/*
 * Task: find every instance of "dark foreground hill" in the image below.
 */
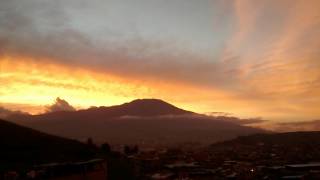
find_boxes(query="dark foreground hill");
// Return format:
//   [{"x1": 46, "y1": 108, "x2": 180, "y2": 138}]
[
  {"x1": 212, "y1": 131, "x2": 320, "y2": 146},
  {"x1": 208, "y1": 131, "x2": 320, "y2": 164},
  {"x1": 7, "y1": 99, "x2": 264, "y2": 147},
  {"x1": 0, "y1": 119, "x2": 95, "y2": 170}
]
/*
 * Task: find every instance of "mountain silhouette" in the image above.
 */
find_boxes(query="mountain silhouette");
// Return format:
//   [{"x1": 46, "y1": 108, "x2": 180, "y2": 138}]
[
  {"x1": 7, "y1": 99, "x2": 264, "y2": 147},
  {"x1": 9, "y1": 99, "x2": 191, "y2": 122}
]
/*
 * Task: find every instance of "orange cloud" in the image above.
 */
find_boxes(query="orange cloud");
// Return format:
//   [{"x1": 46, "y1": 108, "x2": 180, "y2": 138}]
[
  {"x1": 1, "y1": 0, "x2": 320, "y2": 126},
  {"x1": 0, "y1": 57, "x2": 239, "y2": 115}
]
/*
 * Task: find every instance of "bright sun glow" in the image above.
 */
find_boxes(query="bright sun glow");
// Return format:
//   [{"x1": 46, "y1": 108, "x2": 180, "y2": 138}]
[{"x1": 1, "y1": 57, "x2": 236, "y2": 115}]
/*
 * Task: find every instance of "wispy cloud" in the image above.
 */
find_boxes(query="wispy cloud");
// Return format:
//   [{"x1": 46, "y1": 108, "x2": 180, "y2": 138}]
[
  {"x1": 1, "y1": 0, "x2": 320, "y2": 123},
  {"x1": 275, "y1": 120, "x2": 320, "y2": 132}
]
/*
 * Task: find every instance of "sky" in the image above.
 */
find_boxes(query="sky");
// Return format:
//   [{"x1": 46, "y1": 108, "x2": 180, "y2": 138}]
[{"x1": 0, "y1": 0, "x2": 320, "y2": 125}]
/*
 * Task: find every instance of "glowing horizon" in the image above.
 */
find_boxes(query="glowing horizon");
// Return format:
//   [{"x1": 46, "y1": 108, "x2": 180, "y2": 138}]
[
  {"x1": 1, "y1": 57, "x2": 236, "y2": 116},
  {"x1": 1, "y1": 0, "x2": 320, "y2": 126}
]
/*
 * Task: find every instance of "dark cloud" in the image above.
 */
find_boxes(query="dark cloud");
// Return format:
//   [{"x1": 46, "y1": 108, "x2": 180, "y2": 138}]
[
  {"x1": 235, "y1": 118, "x2": 267, "y2": 125},
  {"x1": 210, "y1": 116, "x2": 267, "y2": 125},
  {"x1": 1, "y1": 0, "x2": 319, "y2": 122},
  {"x1": 275, "y1": 120, "x2": 320, "y2": 132},
  {"x1": 117, "y1": 113, "x2": 267, "y2": 126},
  {"x1": 0, "y1": 106, "x2": 29, "y2": 119},
  {"x1": 0, "y1": 0, "x2": 240, "y2": 90},
  {"x1": 45, "y1": 97, "x2": 76, "y2": 113},
  {"x1": 206, "y1": 112, "x2": 234, "y2": 117}
]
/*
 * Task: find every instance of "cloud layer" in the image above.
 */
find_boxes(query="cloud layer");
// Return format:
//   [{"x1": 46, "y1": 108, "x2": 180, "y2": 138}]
[
  {"x1": 272, "y1": 120, "x2": 320, "y2": 132},
  {"x1": 0, "y1": 106, "x2": 28, "y2": 119},
  {"x1": 1, "y1": 0, "x2": 320, "y2": 123}
]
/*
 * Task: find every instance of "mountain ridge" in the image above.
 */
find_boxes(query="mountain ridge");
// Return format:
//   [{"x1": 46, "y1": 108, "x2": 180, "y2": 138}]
[
  {"x1": 10, "y1": 99, "x2": 193, "y2": 122},
  {"x1": 207, "y1": 131, "x2": 320, "y2": 163},
  {"x1": 6, "y1": 98, "x2": 264, "y2": 147},
  {"x1": 0, "y1": 118, "x2": 95, "y2": 169}
]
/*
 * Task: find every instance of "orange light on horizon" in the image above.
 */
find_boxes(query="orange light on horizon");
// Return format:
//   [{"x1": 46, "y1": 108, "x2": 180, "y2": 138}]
[
  {"x1": 0, "y1": 56, "x2": 240, "y2": 115},
  {"x1": 1, "y1": 55, "x2": 320, "y2": 123}
]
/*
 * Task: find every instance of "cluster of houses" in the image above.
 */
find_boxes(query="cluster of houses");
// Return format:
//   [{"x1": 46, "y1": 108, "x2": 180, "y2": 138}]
[
  {"x1": 3, "y1": 144, "x2": 320, "y2": 179},
  {"x1": 127, "y1": 147, "x2": 320, "y2": 180}
]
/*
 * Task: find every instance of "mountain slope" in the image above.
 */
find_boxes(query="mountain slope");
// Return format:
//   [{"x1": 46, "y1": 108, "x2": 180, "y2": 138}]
[
  {"x1": 208, "y1": 131, "x2": 320, "y2": 163},
  {"x1": 212, "y1": 131, "x2": 320, "y2": 146},
  {"x1": 0, "y1": 119, "x2": 95, "y2": 169},
  {"x1": 7, "y1": 99, "x2": 264, "y2": 146}
]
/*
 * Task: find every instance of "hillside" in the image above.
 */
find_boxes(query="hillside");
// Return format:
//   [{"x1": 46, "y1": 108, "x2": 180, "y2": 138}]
[
  {"x1": 0, "y1": 119, "x2": 95, "y2": 170},
  {"x1": 213, "y1": 131, "x2": 320, "y2": 146},
  {"x1": 207, "y1": 131, "x2": 320, "y2": 164},
  {"x1": 7, "y1": 99, "x2": 264, "y2": 147}
]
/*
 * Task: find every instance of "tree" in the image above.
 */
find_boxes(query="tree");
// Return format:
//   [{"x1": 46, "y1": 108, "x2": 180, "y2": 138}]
[
  {"x1": 124, "y1": 145, "x2": 131, "y2": 155},
  {"x1": 101, "y1": 143, "x2": 111, "y2": 154},
  {"x1": 123, "y1": 145, "x2": 139, "y2": 155},
  {"x1": 132, "y1": 145, "x2": 139, "y2": 154},
  {"x1": 86, "y1": 137, "x2": 97, "y2": 149}
]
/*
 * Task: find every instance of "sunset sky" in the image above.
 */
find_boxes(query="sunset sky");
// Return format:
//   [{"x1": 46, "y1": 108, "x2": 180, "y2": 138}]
[{"x1": 1, "y1": 0, "x2": 320, "y2": 124}]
